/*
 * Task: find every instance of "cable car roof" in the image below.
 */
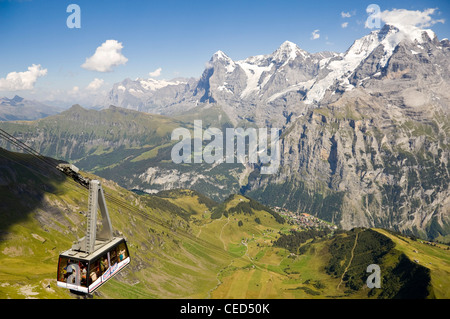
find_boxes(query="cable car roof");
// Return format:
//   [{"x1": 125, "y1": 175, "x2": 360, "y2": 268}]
[{"x1": 59, "y1": 237, "x2": 125, "y2": 261}]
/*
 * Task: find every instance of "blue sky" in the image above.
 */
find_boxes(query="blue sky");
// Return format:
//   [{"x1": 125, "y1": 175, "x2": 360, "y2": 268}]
[{"x1": 0, "y1": 0, "x2": 449, "y2": 105}]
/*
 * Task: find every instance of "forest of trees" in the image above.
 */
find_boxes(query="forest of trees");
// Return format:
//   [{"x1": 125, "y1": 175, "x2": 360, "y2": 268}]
[
  {"x1": 324, "y1": 228, "x2": 431, "y2": 298},
  {"x1": 273, "y1": 228, "x2": 332, "y2": 253},
  {"x1": 211, "y1": 194, "x2": 285, "y2": 224}
]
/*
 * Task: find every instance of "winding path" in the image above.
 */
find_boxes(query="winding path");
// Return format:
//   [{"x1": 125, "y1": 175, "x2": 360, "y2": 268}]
[
  {"x1": 337, "y1": 231, "x2": 359, "y2": 290},
  {"x1": 207, "y1": 217, "x2": 232, "y2": 298},
  {"x1": 219, "y1": 217, "x2": 230, "y2": 250}
]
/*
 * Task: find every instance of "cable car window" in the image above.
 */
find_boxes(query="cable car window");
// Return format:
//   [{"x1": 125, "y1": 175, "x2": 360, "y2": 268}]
[
  {"x1": 80, "y1": 262, "x2": 88, "y2": 287},
  {"x1": 89, "y1": 251, "x2": 110, "y2": 283},
  {"x1": 100, "y1": 253, "x2": 110, "y2": 273},
  {"x1": 88, "y1": 259, "x2": 100, "y2": 285},
  {"x1": 110, "y1": 247, "x2": 118, "y2": 266},
  {"x1": 57, "y1": 257, "x2": 88, "y2": 288},
  {"x1": 117, "y1": 242, "x2": 129, "y2": 262},
  {"x1": 57, "y1": 256, "x2": 70, "y2": 283}
]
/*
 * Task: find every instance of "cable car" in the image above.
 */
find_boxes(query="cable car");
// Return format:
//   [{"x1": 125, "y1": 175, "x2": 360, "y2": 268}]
[
  {"x1": 56, "y1": 166, "x2": 130, "y2": 294},
  {"x1": 57, "y1": 237, "x2": 130, "y2": 294}
]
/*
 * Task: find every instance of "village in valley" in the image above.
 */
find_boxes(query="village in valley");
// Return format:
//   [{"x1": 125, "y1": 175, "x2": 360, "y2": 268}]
[{"x1": 272, "y1": 206, "x2": 338, "y2": 231}]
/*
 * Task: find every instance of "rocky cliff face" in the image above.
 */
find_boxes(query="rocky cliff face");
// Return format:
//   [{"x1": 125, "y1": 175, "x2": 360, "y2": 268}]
[
  {"x1": 247, "y1": 93, "x2": 450, "y2": 239},
  {"x1": 245, "y1": 26, "x2": 450, "y2": 240}
]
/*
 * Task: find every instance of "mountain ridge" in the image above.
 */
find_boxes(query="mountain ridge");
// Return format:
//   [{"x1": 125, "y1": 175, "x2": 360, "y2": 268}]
[
  {"x1": 103, "y1": 23, "x2": 448, "y2": 128},
  {"x1": 0, "y1": 95, "x2": 62, "y2": 121}
]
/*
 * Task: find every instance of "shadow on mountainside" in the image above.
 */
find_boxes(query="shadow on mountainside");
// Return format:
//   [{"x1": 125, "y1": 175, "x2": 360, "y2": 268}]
[{"x1": 0, "y1": 147, "x2": 70, "y2": 242}]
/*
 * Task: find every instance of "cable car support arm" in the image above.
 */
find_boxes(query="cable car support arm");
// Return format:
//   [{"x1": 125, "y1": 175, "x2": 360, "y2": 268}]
[{"x1": 57, "y1": 164, "x2": 113, "y2": 254}]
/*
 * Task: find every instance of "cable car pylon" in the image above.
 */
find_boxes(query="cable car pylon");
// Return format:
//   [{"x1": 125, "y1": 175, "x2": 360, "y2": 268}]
[
  {"x1": 73, "y1": 179, "x2": 114, "y2": 254},
  {"x1": 56, "y1": 164, "x2": 130, "y2": 295}
]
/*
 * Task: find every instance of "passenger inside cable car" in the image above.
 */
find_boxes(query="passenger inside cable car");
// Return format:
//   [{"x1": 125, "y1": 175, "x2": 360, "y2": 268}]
[{"x1": 57, "y1": 258, "x2": 89, "y2": 288}]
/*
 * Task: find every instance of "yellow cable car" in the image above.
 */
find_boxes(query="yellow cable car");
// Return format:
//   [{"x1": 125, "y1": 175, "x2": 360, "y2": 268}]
[{"x1": 56, "y1": 166, "x2": 130, "y2": 294}]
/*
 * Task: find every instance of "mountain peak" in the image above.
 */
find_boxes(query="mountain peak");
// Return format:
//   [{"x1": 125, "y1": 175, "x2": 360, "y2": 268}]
[
  {"x1": 212, "y1": 50, "x2": 232, "y2": 62},
  {"x1": 67, "y1": 104, "x2": 85, "y2": 112},
  {"x1": 279, "y1": 40, "x2": 298, "y2": 50},
  {"x1": 378, "y1": 23, "x2": 400, "y2": 37},
  {"x1": 380, "y1": 22, "x2": 436, "y2": 44},
  {"x1": 0, "y1": 95, "x2": 25, "y2": 106},
  {"x1": 272, "y1": 40, "x2": 306, "y2": 64},
  {"x1": 11, "y1": 95, "x2": 24, "y2": 103},
  {"x1": 275, "y1": 41, "x2": 301, "y2": 55}
]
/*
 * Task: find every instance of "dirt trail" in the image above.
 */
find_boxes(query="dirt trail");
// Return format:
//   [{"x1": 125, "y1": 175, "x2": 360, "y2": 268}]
[
  {"x1": 219, "y1": 217, "x2": 230, "y2": 250},
  {"x1": 337, "y1": 231, "x2": 359, "y2": 290}
]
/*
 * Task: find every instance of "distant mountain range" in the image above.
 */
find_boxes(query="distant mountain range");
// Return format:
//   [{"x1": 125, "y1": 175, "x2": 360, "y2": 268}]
[
  {"x1": 104, "y1": 24, "x2": 450, "y2": 127},
  {"x1": 0, "y1": 95, "x2": 62, "y2": 121},
  {"x1": 1, "y1": 23, "x2": 449, "y2": 242},
  {"x1": 102, "y1": 23, "x2": 450, "y2": 242},
  {"x1": 104, "y1": 40, "x2": 339, "y2": 127}
]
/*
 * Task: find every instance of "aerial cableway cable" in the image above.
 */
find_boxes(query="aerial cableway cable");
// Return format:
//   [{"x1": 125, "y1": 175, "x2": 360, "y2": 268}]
[
  {"x1": 0, "y1": 129, "x2": 90, "y2": 199},
  {"x1": 0, "y1": 128, "x2": 198, "y2": 237},
  {"x1": 0, "y1": 129, "x2": 58, "y2": 169},
  {"x1": 1, "y1": 129, "x2": 232, "y2": 294},
  {"x1": 0, "y1": 128, "x2": 230, "y2": 255},
  {"x1": 0, "y1": 129, "x2": 87, "y2": 192}
]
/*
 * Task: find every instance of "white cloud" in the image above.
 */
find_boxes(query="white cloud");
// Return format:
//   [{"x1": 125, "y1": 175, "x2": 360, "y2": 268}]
[
  {"x1": 341, "y1": 11, "x2": 352, "y2": 18},
  {"x1": 311, "y1": 29, "x2": 320, "y2": 40},
  {"x1": 341, "y1": 22, "x2": 349, "y2": 28},
  {"x1": 81, "y1": 40, "x2": 128, "y2": 72},
  {"x1": 148, "y1": 67, "x2": 162, "y2": 78},
  {"x1": 382, "y1": 8, "x2": 444, "y2": 28},
  {"x1": 64, "y1": 82, "x2": 107, "y2": 107},
  {"x1": 205, "y1": 61, "x2": 213, "y2": 69},
  {"x1": 366, "y1": 7, "x2": 445, "y2": 30},
  {"x1": 0, "y1": 64, "x2": 47, "y2": 91},
  {"x1": 86, "y1": 78, "x2": 104, "y2": 90},
  {"x1": 70, "y1": 86, "x2": 79, "y2": 94}
]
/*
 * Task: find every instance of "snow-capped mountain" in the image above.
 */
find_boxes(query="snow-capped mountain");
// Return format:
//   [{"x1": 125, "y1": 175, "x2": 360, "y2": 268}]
[
  {"x1": 304, "y1": 23, "x2": 445, "y2": 105},
  {"x1": 244, "y1": 24, "x2": 450, "y2": 238},
  {"x1": 105, "y1": 77, "x2": 197, "y2": 114},
  {"x1": 194, "y1": 40, "x2": 338, "y2": 103},
  {"x1": 105, "y1": 41, "x2": 339, "y2": 126},
  {"x1": 188, "y1": 40, "x2": 342, "y2": 126},
  {"x1": 105, "y1": 23, "x2": 450, "y2": 127}
]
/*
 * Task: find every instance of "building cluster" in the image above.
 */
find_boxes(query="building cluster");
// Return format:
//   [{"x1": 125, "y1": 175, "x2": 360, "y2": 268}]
[{"x1": 273, "y1": 207, "x2": 338, "y2": 231}]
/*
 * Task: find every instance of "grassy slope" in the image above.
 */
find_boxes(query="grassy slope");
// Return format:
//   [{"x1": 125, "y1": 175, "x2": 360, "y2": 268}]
[
  {"x1": 374, "y1": 229, "x2": 450, "y2": 299},
  {"x1": 0, "y1": 105, "x2": 245, "y2": 202},
  {"x1": 0, "y1": 148, "x2": 449, "y2": 299},
  {"x1": 0, "y1": 105, "x2": 184, "y2": 174},
  {"x1": 0, "y1": 149, "x2": 231, "y2": 299}
]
